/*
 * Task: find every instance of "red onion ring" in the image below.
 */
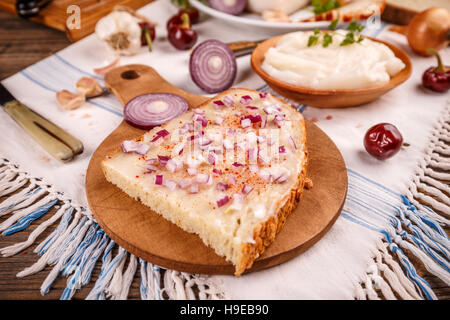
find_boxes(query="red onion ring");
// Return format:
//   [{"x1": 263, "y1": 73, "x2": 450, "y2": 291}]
[
  {"x1": 189, "y1": 40, "x2": 237, "y2": 94},
  {"x1": 208, "y1": 0, "x2": 247, "y2": 15},
  {"x1": 124, "y1": 93, "x2": 189, "y2": 130}
]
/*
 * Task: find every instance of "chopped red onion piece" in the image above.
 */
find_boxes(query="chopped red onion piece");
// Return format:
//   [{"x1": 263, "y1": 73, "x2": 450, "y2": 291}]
[
  {"x1": 246, "y1": 106, "x2": 258, "y2": 111},
  {"x1": 230, "y1": 194, "x2": 243, "y2": 210},
  {"x1": 242, "y1": 114, "x2": 262, "y2": 124},
  {"x1": 279, "y1": 146, "x2": 286, "y2": 154},
  {"x1": 223, "y1": 94, "x2": 234, "y2": 107},
  {"x1": 121, "y1": 140, "x2": 150, "y2": 155},
  {"x1": 163, "y1": 179, "x2": 177, "y2": 190},
  {"x1": 208, "y1": 153, "x2": 216, "y2": 165},
  {"x1": 193, "y1": 114, "x2": 208, "y2": 128},
  {"x1": 214, "y1": 116, "x2": 224, "y2": 125},
  {"x1": 232, "y1": 162, "x2": 243, "y2": 167},
  {"x1": 187, "y1": 167, "x2": 197, "y2": 176},
  {"x1": 274, "y1": 114, "x2": 286, "y2": 127},
  {"x1": 257, "y1": 135, "x2": 266, "y2": 143},
  {"x1": 213, "y1": 100, "x2": 225, "y2": 109},
  {"x1": 275, "y1": 173, "x2": 289, "y2": 183},
  {"x1": 146, "y1": 165, "x2": 158, "y2": 173},
  {"x1": 193, "y1": 108, "x2": 205, "y2": 114},
  {"x1": 241, "y1": 118, "x2": 251, "y2": 128},
  {"x1": 259, "y1": 92, "x2": 268, "y2": 99},
  {"x1": 247, "y1": 148, "x2": 257, "y2": 161},
  {"x1": 216, "y1": 183, "x2": 229, "y2": 191},
  {"x1": 242, "y1": 184, "x2": 253, "y2": 195},
  {"x1": 189, "y1": 184, "x2": 199, "y2": 194},
  {"x1": 213, "y1": 168, "x2": 223, "y2": 175},
  {"x1": 179, "y1": 178, "x2": 193, "y2": 189},
  {"x1": 155, "y1": 175, "x2": 163, "y2": 185},
  {"x1": 166, "y1": 158, "x2": 182, "y2": 173},
  {"x1": 196, "y1": 173, "x2": 210, "y2": 184},
  {"x1": 261, "y1": 115, "x2": 267, "y2": 128},
  {"x1": 227, "y1": 128, "x2": 236, "y2": 136},
  {"x1": 258, "y1": 169, "x2": 271, "y2": 182},
  {"x1": 227, "y1": 174, "x2": 237, "y2": 185},
  {"x1": 158, "y1": 155, "x2": 170, "y2": 166},
  {"x1": 216, "y1": 195, "x2": 230, "y2": 208},
  {"x1": 146, "y1": 158, "x2": 158, "y2": 165},
  {"x1": 210, "y1": 146, "x2": 223, "y2": 154},
  {"x1": 240, "y1": 95, "x2": 253, "y2": 105},
  {"x1": 258, "y1": 152, "x2": 270, "y2": 165}
]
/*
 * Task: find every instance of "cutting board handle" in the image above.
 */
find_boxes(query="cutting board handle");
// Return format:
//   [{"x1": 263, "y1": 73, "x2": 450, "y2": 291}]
[{"x1": 104, "y1": 64, "x2": 209, "y2": 107}]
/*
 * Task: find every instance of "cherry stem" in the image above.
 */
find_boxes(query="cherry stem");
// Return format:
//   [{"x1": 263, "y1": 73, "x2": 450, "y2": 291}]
[
  {"x1": 427, "y1": 48, "x2": 448, "y2": 73},
  {"x1": 180, "y1": 12, "x2": 190, "y2": 29},
  {"x1": 143, "y1": 26, "x2": 152, "y2": 52}
]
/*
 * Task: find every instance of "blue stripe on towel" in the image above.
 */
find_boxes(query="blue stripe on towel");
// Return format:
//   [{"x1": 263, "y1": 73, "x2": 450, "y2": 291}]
[
  {"x1": 54, "y1": 54, "x2": 104, "y2": 81},
  {"x1": 2, "y1": 199, "x2": 58, "y2": 236}
]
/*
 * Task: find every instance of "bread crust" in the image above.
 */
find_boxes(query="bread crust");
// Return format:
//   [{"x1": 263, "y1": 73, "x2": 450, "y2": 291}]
[
  {"x1": 235, "y1": 131, "x2": 308, "y2": 276},
  {"x1": 101, "y1": 88, "x2": 308, "y2": 276}
]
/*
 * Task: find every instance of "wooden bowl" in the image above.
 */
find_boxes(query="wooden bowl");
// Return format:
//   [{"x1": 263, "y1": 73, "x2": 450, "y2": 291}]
[{"x1": 251, "y1": 34, "x2": 412, "y2": 108}]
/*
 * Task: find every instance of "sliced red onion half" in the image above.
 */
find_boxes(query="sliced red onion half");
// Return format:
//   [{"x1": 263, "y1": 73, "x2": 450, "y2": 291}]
[
  {"x1": 208, "y1": 0, "x2": 247, "y2": 15},
  {"x1": 124, "y1": 93, "x2": 188, "y2": 130},
  {"x1": 190, "y1": 40, "x2": 237, "y2": 94}
]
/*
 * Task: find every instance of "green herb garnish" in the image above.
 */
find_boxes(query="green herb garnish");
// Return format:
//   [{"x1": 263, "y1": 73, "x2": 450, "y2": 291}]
[
  {"x1": 339, "y1": 21, "x2": 365, "y2": 46},
  {"x1": 346, "y1": 21, "x2": 365, "y2": 33},
  {"x1": 311, "y1": 0, "x2": 341, "y2": 14},
  {"x1": 328, "y1": 19, "x2": 338, "y2": 30},
  {"x1": 308, "y1": 34, "x2": 319, "y2": 47},
  {"x1": 322, "y1": 33, "x2": 333, "y2": 47}
]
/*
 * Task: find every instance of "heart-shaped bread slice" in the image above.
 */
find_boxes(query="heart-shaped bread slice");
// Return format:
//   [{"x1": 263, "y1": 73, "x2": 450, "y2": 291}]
[{"x1": 102, "y1": 88, "x2": 308, "y2": 275}]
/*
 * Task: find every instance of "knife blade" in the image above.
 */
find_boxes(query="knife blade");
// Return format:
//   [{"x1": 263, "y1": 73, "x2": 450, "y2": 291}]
[{"x1": 0, "y1": 83, "x2": 84, "y2": 162}]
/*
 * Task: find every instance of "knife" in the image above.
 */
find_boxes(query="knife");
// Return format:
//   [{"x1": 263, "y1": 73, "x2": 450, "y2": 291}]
[{"x1": 0, "y1": 83, "x2": 84, "y2": 162}]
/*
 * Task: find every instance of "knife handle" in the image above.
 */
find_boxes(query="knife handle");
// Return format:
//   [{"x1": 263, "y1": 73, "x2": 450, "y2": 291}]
[{"x1": 4, "y1": 100, "x2": 84, "y2": 162}]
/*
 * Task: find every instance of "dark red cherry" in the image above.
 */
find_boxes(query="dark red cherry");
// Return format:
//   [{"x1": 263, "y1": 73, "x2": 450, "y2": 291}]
[{"x1": 364, "y1": 123, "x2": 403, "y2": 160}]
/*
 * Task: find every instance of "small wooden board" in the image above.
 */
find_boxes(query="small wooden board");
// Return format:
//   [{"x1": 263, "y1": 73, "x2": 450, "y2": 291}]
[
  {"x1": 0, "y1": 0, "x2": 153, "y2": 42},
  {"x1": 86, "y1": 65, "x2": 348, "y2": 275}
]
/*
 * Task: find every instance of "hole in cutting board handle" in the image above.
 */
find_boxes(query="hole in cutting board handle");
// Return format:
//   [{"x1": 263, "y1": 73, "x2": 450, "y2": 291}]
[{"x1": 121, "y1": 70, "x2": 140, "y2": 80}]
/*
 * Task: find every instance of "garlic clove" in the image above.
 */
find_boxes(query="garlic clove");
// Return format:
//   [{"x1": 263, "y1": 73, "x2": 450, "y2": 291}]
[
  {"x1": 56, "y1": 90, "x2": 86, "y2": 110},
  {"x1": 93, "y1": 55, "x2": 120, "y2": 76},
  {"x1": 75, "y1": 77, "x2": 104, "y2": 98}
]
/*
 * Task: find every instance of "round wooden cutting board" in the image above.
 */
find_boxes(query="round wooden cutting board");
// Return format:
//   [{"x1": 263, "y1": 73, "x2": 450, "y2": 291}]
[{"x1": 86, "y1": 65, "x2": 348, "y2": 275}]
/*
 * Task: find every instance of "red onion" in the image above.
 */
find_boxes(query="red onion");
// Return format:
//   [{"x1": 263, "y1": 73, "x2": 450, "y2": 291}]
[
  {"x1": 189, "y1": 184, "x2": 199, "y2": 194},
  {"x1": 158, "y1": 155, "x2": 170, "y2": 166},
  {"x1": 213, "y1": 168, "x2": 223, "y2": 175},
  {"x1": 213, "y1": 100, "x2": 225, "y2": 109},
  {"x1": 275, "y1": 173, "x2": 289, "y2": 183},
  {"x1": 241, "y1": 118, "x2": 251, "y2": 129},
  {"x1": 208, "y1": 0, "x2": 246, "y2": 15},
  {"x1": 247, "y1": 148, "x2": 257, "y2": 162},
  {"x1": 242, "y1": 184, "x2": 253, "y2": 195},
  {"x1": 121, "y1": 140, "x2": 150, "y2": 155},
  {"x1": 240, "y1": 95, "x2": 253, "y2": 105},
  {"x1": 179, "y1": 178, "x2": 193, "y2": 189},
  {"x1": 274, "y1": 114, "x2": 285, "y2": 127},
  {"x1": 216, "y1": 183, "x2": 229, "y2": 191},
  {"x1": 146, "y1": 158, "x2": 157, "y2": 164},
  {"x1": 163, "y1": 179, "x2": 177, "y2": 190},
  {"x1": 145, "y1": 165, "x2": 158, "y2": 173},
  {"x1": 208, "y1": 153, "x2": 216, "y2": 165},
  {"x1": 258, "y1": 169, "x2": 271, "y2": 182},
  {"x1": 179, "y1": 122, "x2": 194, "y2": 134},
  {"x1": 261, "y1": 115, "x2": 267, "y2": 128},
  {"x1": 124, "y1": 93, "x2": 188, "y2": 130},
  {"x1": 230, "y1": 194, "x2": 243, "y2": 210},
  {"x1": 214, "y1": 116, "x2": 224, "y2": 125},
  {"x1": 232, "y1": 162, "x2": 243, "y2": 167},
  {"x1": 155, "y1": 175, "x2": 163, "y2": 185},
  {"x1": 166, "y1": 158, "x2": 182, "y2": 173},
  {"x1": 190, "y1": 40, "x2": 237, "y2": 94},
  {"x1": 187, "y1": 168, "x2": 197, "y2": 176},
  {"x1": 196, "y1": 173, "x2": 210, "y2": 184},
  {"x1": 223, "y1": 94, "x2": 235, "y2": 107},
  {"x1": 259, "y1": 92, "x2": 268, "y2": 99},
  {"x1": 216, "y1": 195, "x2": 230, "y2": 208},
  {"x1": 193, "y1": 114, "x2": 208, "y2": 128},
  {"x1": 227, "y1": 174, "x2": 237, "y2": 185},
  {"x1": 242, "y1": 114, "x2": 262, "y2": 124},
  {"x1": 279, "y1": 146, "x2": 286, "y2": 154}
]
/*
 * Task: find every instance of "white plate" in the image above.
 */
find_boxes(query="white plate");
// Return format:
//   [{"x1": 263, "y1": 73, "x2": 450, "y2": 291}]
[{"x1": 190, "y1": 0, "x2": 335, "y2": 31}]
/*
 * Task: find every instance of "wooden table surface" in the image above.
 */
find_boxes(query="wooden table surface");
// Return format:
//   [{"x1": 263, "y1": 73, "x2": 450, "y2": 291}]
[{"x1": 0, "y1": 10, "x2": 448, "y2": 300}]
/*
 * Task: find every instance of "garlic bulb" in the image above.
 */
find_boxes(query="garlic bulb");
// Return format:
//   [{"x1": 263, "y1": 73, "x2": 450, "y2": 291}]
[{"x1": 95, "y1": 11, "x2": 141, "y2": 56}]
